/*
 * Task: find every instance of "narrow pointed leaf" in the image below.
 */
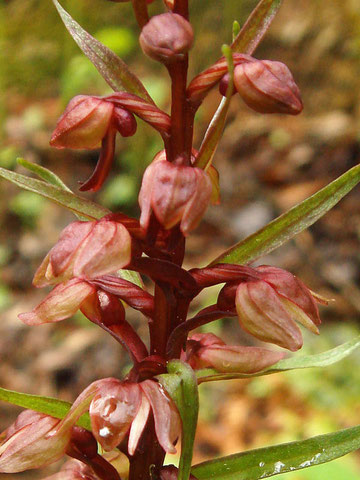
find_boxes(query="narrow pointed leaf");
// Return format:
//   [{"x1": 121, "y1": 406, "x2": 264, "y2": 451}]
[
  {"x1": 212, "y1": 164, "x2": 360, "y2": 265},
  {"x1": 191, "y1": 424, "x2": 360, "y2": 480},
  {"x1": 195, "y1": 46, "x2": 234, "y2": 170},
  {"x1": 196, "y1": 335, "x2": 360, "y2": 383},
  {"x1": 231, "y1": 0, "x2": 282, "y2": 54},
  {"x1": 0, "y1": 387, "x2": 91, "y2": 430},
  {"x1": 17, "y1": 158, "x2": 73, "y2": 192},
  {"x1": 53, "y1": 0, "x2": 153, "y2": 103},
  {"x1": 0, "y1": 167, "x2": 110, "y2": 220},
  {"x1": 158, "y1": 361, "x2": 199, "y2": 480}
]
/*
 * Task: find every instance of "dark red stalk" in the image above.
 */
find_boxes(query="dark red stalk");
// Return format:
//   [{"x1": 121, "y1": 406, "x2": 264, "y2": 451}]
[
  {"x1": 129, "y1": 417, "x2": 166, "y2": 480},
  {"x1": 131, "y1": 0, "x2": 149, "y2": 29},
  {"x1": 167, "y1": 305, "x2": 237, "y2": 357}
]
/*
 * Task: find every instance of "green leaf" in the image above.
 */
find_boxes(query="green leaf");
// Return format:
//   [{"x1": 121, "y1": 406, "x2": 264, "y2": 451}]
[
  {"x1": 17, "y1": 158, "x2": 73, "y2": 192},
  {"x1": 53, "y1": 0, "x2": 153, "y2": 103},
  {"x1": 196, "y1": 335, "x2": 360, "y2": 383},
  {"x1": 195, "y1": 45, "x2": 234, "y2": 171},
  {"x1": 212, "y1": 164, "x2": 360, "y2": 265},
  {"x1": 0, "y1": 167, "x2": 110, "y2": 220},
  {"x1": 158, "y1": 361, "x2": 199, "y2": 480},
  {"x1": 0, "y1": 387, "x2": 91, "y2": 431},
  {"x1": 232, "y1": 0, "x2": 282, "y2": 55},
  {"x1": 191, "y1": 424, "x2": 360, "y2": 480}
]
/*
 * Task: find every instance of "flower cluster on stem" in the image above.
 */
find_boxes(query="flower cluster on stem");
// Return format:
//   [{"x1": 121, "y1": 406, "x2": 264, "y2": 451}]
[{"x1": 0, "y1": 1, "x2": 326, "y2": 479}]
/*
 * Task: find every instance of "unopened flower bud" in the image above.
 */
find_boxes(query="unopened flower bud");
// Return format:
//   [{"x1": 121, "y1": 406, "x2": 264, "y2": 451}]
[
  {"x1": 184, "y1": 333, "x2": 285, "y2": 373},
  {"x1": 139, "y1": 13, "x2": 194, "y2": 64},
  {"x1": 139, "y1": 153, "x2": 212, "y2": 235},
  {"x1": 50, "y1": 95, "x2": 137, "y2": 191},
  {"x1": 234, "y1": 266, "x2": 321, "y2": 351},
  {"x1": 50, "y1": 96, "x2": 114, "y2": 150},
  {"x1": 233, "y1": 59, "x2": 303, "y2": 115}
]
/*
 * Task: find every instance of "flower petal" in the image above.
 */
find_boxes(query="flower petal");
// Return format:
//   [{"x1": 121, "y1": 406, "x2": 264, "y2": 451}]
[
  {"x1": 140, "y1": 380, "x2": 181, "y2": 454},
  {"x1": 18, "y1": 279, "x2": 95, "y2": 325},
  {"x1": 73, "y1": 219, "x2": 132, "y2": 279}
]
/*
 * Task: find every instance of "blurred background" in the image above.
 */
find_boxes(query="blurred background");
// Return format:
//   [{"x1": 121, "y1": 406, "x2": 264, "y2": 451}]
[{"x1": 1, "y1": 0, "x2": 360, "y2": 478}]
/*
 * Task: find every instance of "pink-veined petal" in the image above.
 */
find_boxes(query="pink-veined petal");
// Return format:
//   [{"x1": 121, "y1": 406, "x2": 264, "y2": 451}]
[
  {"x1": 140, "y1": 380, "x2": 181, "y2": 454},
  {"x1": 127, "y1": 393, "x2": 151, "y2": 455},
  {"x1": 236, "y1": 281, "x2": 303, "y2": 351}
]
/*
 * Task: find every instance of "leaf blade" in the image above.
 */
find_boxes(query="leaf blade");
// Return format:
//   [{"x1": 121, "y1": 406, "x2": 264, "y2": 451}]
[
  {"x1": 17, "y1": 158, "x2": 73, "y2": 192},
  {"x1": 53, "y1": 0, "x2": 153, "y2": 103},
  {"x1": 196, "y1": 335, "x2": 360, "y2": 383},
  {"x1": 158, "y1": 361, "x2": 199, "y2": 480},
  {"x1": 212, "y1": 164, "x2": 360, "y2": 265},
  {"x1": 232, "y1": 0, "x2": 282, "y2": 55},
  {"x1": 191, "y1": 424, "x2": 360, "y2": 480},
  {"x1": 0, "y1": 167, "x2": 110, "y2": 220},
  {"x1": 195, "y1": 45, "x2": 234, "y2": 170},
  {"x1": 0, "y1": 387, "x2": 91, "y2": 430}
]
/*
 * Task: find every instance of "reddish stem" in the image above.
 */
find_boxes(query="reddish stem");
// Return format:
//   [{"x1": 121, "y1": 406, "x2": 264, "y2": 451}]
[
  {"x1": 167, "y1": 59, "x2": 190, "y2": 163},
  {"x1": 167, "y1": 305, "x2": 237, "y2": 357},
  {"x1": 131, "y1": 0, "x2": 149, "y2": 29}
]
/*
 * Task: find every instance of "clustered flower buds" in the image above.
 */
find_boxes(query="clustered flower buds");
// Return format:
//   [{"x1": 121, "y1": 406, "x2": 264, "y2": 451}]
[
  {"x1": 219, "y1": 56, "x2": 303, "y2": 115},
  {"x1": 6, "y1": 0, "x2": 331, "y2": 478},
  {"x1": 50, "y1": 95, "x2": 137, "y2": 191},
  {"x1": 139, "y1": 13, "x2": 194, "y2": 64}
]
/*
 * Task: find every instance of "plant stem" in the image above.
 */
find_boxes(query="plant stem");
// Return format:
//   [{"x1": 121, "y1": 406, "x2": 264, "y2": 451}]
[{"x1": 167, "y1": 59, "x2": 190, "y2": 163}]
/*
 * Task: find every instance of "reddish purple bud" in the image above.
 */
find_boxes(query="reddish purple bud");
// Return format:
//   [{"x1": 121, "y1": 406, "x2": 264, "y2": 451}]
[
  {"x1": 218, "y1": 73, "x2": 237, "y2": 97},
  {"x1": 139, "y1": 13, "x2": 194, "y2": 64},
  {"x1": 184, "y1": 333, "x2": 285, "y2": 373},
  {"x1": 233, "y1": 59, "x2": 303, "y2": 115},
  {"x1": 160, "y1": 465, "x2": 198, "y2": 480},
  {"x1": 113, "y1": 107, "x2": 137, "y2": 137},
  {"x1": 139, "y1": 151, "x2": 212, "y2": 235}
]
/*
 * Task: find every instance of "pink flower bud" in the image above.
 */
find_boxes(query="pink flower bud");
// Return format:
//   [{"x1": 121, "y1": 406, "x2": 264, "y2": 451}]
[
  {"x1": 0, "y1": 411, "x2": 68, "y2": 473},
  {"x1": 233, "y1": 59, "x2": 303, "y2": 115},
  {"x1": 234, "y1": 266, "x2": 321, "y2": 351},
  {"x1": 113, "y1": 107, "x2": 137, "y2": 137},
  {"x1": 139, "y1": 13, "x2": 194, "y2": 64},
  {"x1": 184, "y1": 333, "x2": 285, "y2": 373},
  {"x1": 33, "y1": 217, "x2": 132, "y2": 287},
  {"x1": 50, "y1": 95, "x2": 137, "y2": 191},
  {"x1": 139, "y1": 152, "x2": 212, "y2": 235},
  {"x1": 50, "y1": 96, "x2": 115, "y2": 150}
]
